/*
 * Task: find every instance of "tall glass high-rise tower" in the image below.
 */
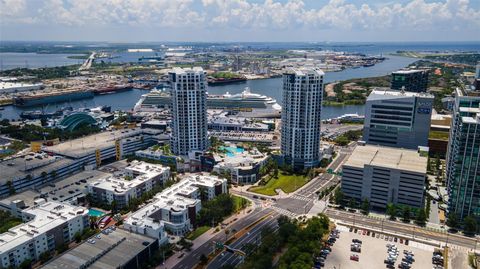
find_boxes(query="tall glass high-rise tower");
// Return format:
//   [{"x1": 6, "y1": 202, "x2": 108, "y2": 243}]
[
  {"x1": 169, "y1": 67, "x2": 208, "y2": 156},
  {"x1": 281, "y1": 67, "x2": 324, "y2": 170},
  {"x1": 446, "y1": 92, "x2": 480, "y2": 221}
]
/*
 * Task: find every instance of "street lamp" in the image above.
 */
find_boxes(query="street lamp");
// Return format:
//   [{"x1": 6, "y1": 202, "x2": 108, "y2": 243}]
[{"x1": 445, "y1": 231, "x2": 449, "y2": 247}]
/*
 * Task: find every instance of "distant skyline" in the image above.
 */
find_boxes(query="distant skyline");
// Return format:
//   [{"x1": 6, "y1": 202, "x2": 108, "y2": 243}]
[{"x1": 1, "y1": 0, "x2": 479, "y2": 42}]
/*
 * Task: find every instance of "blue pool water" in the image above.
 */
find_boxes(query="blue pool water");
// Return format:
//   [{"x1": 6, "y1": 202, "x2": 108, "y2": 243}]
[
  {"x1": 88, "y1": 208, "x2": 105, "y2": 217},
  {"x1": 220, "y1": 146, "x2": 245, "y2": 157}
]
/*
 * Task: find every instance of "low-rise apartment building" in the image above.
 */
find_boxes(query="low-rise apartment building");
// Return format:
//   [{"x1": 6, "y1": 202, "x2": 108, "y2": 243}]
[
  {"x1": 124, "y1": 174, "x2": 227, "y2": 238},
  {"x1": 87, "y1": 161, "x2": 170, "y2": 208},
  {"x1": 0, "y1": 201, "x2": 88, "y2": 268}
]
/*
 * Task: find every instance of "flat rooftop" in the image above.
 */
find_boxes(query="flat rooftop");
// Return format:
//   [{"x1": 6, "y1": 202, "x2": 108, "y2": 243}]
[
  {"x1": 40, "y1": 170, "x2": 108, "y2": 204},
  {"x1": 344, "y1": 144, "x2": 427, "y2": 174},
  {"x1": 368, "y1": 89, "x2": 433, "y2": 99},
  {"x1": 89, "y1": 162, "x2": 169, "y2": 194},
  {"x1": 392, "y1": 69, "x2": 426, "y2": 74},
  {"x1": 0, "y1": 190, "x2": 41, "y2": 211},
  {"x1": 458, "y1": 107, "x2": 480, "y2": 124},
  {"x1": 0, "y1": 202, "x2": 88, "y2": 254},
  {"x1": 44, "y1": 128, "x2": 157, "y2": 158},
  {"x1": 42, "y1": 228, "x2": 156, "y2": 269},
  {"x1": 0, "y1": 153, "x2": 74, "y2": 183},
  {"x1": 170, "y1": 66, "x2": 204, "y2": 74}
]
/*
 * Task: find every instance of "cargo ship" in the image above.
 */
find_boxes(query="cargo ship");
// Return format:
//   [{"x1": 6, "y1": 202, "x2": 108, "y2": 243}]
[
  {"x1": 92, "y1": 84, "x2": 133, "y2": 95},
  {"x1": 13, "y1": 90, "x2": 94, "y2": 107},
  {"x1": 207, "y1": 77, "x2": 247, "y2": 86}
]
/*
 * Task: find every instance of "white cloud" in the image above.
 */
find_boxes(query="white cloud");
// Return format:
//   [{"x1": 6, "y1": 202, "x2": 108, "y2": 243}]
[
  {"x1": 2, "y1": 0, "x2": 480, "y2": 33},
  {"x1": 0, "y1": 0, "x2": 26, "y2": 17},
  {"x1": 0, "y1": 0, "x2": 26, "y2": 18},
  {"x1": 201, "y1": 0, "x2": 480, "y2": 31},
  {"x1": 34, "y1": 0, "x2": 204, "y2": 27}
]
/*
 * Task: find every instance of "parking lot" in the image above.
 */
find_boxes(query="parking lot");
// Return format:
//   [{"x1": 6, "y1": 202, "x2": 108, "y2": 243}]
[{"x1": 324, "y1": 225, "x2": 436, "y2": 269}]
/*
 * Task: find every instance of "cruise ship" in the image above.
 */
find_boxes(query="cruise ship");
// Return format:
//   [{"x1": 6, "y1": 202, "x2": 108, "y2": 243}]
[{"x1": 134, "y1": 87, "x2": 282, "y2": 118}]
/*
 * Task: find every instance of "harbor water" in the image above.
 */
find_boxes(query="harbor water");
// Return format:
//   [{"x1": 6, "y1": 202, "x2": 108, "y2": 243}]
[
  {"x1": 0, "y1": 52, "x2": 84, "y2": 70},
  {"x1": 0, "y1": 55, "x2": 417, "y2": 120}
]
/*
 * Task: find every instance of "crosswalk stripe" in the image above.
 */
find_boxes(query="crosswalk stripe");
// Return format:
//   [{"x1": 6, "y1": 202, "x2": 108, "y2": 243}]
[{"x1": 271, "y1": 205, "x2": 298, "y2": 218}]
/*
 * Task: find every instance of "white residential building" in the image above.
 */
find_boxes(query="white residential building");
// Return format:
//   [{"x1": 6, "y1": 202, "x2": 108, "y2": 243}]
[
  {"x1": 87, "y1": 161, "x2": 170, "y2": 208},
  {"x1": 169, "y1": 67, "x2": 209, "y2": 156},
  {"x1": 281, "y1": 67, "x2": 324, "y2": 169},
  {"x1": 124, "y1": 174, "x2": 227, "y2": 238},
  {"x1": 0, "y1": 201, "x2": 88, "y2": 268}
]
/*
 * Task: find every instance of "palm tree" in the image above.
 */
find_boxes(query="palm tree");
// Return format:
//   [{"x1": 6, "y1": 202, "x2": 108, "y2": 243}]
[
  {"x1": 50, "y1": 171, "x2": 57, "y2": 181},
  {"x1": 199, "y1": 187, "x2": 208, "y2": 202},
  {"x1": 41, "y1": 171, "x2": 48, "y2": 184},
  {"x1": 6, "y1": 181, "x2": 15, "y2": 195},
  {"x1": 224, "y1": 229, "x2": 230, "y2": 241}
]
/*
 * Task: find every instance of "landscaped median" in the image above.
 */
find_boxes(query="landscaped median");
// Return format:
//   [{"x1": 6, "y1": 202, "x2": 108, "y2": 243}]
[{"x1": 248, "y1": 171, "x2": 310, "y2": 196}]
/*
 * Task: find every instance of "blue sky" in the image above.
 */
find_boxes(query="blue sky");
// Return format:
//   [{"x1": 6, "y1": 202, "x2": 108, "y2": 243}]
[{"x1": 1, "y1": 0, "x2": 479, "y2": 42}]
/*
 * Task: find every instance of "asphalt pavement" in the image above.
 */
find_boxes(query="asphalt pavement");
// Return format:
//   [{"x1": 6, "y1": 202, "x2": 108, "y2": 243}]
[
  {"x1": 207, "y1": 212, "x2": 280, "y2": 269},
  {"x1": 170, "y1": 207, "x2": 274, "y2": 269}
]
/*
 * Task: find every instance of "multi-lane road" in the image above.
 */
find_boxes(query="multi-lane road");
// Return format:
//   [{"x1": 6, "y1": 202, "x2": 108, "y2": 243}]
[
  {"x1": 207, "y1": 212, "x2": 280, "y2": 269},
  {"x1": 171, "y1": 207, "x2": 275, "y2": 269}
]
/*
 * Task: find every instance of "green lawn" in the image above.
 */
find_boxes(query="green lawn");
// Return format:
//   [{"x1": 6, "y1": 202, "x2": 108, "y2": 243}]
[
  {"x1": 232, "y1": 195, "x2": 250, "y2": 212},
  {"x1": 249, "y1": 172, "x2": 309, "y2": 196},
  {"x1": 186, "y1": 226, "x2": 210, "y2": 240},
  {"x1": 0, "y1": 212, "x2": 23, "y2": 233}
]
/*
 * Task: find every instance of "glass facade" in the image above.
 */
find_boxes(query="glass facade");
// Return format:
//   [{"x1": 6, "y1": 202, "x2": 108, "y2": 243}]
[{"x1": 446, "y1": 97, "x2": 480, "y2": 221}]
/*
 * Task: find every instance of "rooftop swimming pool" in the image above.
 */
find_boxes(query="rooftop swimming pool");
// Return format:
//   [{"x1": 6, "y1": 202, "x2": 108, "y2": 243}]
[
  {"x1": 220, "y1": 146, "x2": 245, "y2": 157},
  {"x1": 88, "y1": 208, "x2": 105, "y2": 217}
]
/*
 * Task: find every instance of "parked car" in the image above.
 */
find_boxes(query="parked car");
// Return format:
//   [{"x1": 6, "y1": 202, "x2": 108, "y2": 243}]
[{"x1": 350, "y1": 254, "x2": 359, "y2": 261}]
